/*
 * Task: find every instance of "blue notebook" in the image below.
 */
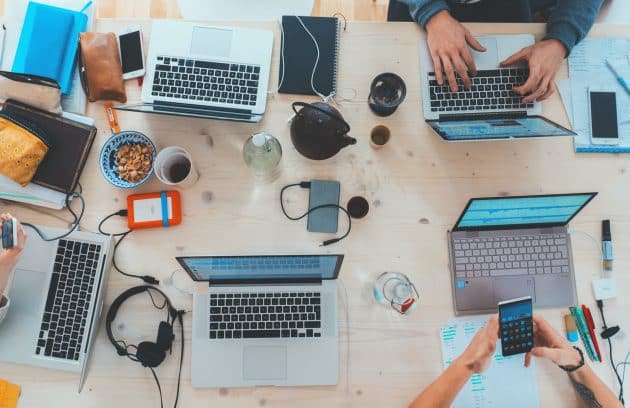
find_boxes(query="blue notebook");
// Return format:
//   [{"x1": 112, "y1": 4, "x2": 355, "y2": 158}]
[{"x1": 12, "y1": 2, "x2": 88, "y2": 94}]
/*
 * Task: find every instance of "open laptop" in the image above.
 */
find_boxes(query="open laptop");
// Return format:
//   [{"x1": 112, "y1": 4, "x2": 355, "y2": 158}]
[
  {"x1": 448, "y1": 193, "x2": 597, "y2": 315},
  {"x1": 0, "y1": 226, "x2": 113, "y2": 390},
  {"x1": 419, "y1": 35, "x2": 575, "y2": 141},
  {"x1": 115, "y1": 20, "x2": 273, "y2": 122},
  {"x1": 176, "y1": 254, "x2": 343, "y2": 388}
]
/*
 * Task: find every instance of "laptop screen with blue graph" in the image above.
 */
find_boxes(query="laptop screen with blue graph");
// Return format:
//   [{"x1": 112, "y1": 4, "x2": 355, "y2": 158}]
[
  {"x1": 427, "y1": 116, "x2": 575, "y2": 141},
  {"x1": 177, "y1": 254, "x2": 343, "y2": 283},
  {"x1": 454, "y1": 193, "x2": 596, "y2": 230}
]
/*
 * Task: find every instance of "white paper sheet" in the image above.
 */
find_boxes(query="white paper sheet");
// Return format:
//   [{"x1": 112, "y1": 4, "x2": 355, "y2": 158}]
[{"x1": 440, "y1": 315, "x2": 540, "y2": 408}]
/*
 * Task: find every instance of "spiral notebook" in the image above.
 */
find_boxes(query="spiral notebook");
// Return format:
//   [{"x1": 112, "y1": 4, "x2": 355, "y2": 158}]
[{"x1": 278, "y1": 16, "x2": 340, "y2": 97}]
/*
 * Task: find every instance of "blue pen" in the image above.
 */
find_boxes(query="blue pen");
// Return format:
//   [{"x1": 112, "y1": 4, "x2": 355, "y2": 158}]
[{"x1": 606, "y1": 59, "x2": 630, "y2": 96}]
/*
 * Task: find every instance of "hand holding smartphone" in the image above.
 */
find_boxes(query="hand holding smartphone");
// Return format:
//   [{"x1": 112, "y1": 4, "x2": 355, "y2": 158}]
[
  {"x1": 498, "y1": 296, "x2": 533, "y2": 356},
  {"x1": 118, "y1": 27, "x2": 145, "y2": 80}
]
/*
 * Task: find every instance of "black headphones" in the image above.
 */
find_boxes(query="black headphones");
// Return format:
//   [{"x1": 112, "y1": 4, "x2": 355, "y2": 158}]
[{"x1": 106, "y1": 286, "x2": 185, "y2": 408}]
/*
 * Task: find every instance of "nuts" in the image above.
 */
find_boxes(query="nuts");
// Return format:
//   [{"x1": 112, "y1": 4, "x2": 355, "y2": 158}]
[{"x1": 115, "y1": 143, "x2": 152, "y2": 183}]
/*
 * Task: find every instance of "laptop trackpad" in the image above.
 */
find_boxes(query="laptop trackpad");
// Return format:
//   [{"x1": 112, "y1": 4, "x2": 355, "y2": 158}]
[
  {"x1": 471, "y1": 37, "x2": 498, "y2": 68},
  {"x1": 191, "y1": 26, "x2": 232, "y2": 58},
  {"x1": 10, "y1": 269, "x2": 48, "y2": 315},
  {"x1": 493, "y1": 277, "x2": 535, "y2": 303},
  {"x1": 243, "y1": 346, "x2": 287, "y2": 381}
]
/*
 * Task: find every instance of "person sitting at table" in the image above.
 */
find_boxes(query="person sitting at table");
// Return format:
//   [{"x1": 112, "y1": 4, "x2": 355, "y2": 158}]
[
  {"x1": 398, "y1": 0, "x2": 603, "y2": 103},
  {"x1": 409, "y1": 314, "x2": 622, "y2": 408},
  {"x1": 0, "y1": 214, "x2": 26, "y2": 325}
]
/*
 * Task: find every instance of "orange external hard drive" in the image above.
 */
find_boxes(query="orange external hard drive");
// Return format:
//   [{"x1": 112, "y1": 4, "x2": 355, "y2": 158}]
[{"x1": 127, "y1": 191, "x2": 182, "y2": 229}]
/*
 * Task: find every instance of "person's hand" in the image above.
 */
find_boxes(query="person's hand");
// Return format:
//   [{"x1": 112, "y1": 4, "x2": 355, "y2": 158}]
[
  {"x1": 524, "y1": 314, "x2": 582, "y2": 368},
  {"x1": 457, "y1": 314, "x2": 499, "y2": 373},
  {"x1": 425, "y1": 10, "x2": 486, "y2": 92},
  {"x1": 500, "y1": 39, "x2": 566, "y2": 104},
  {"x1": 0, "y1": 213, "x2": 26, "y2": 267}
]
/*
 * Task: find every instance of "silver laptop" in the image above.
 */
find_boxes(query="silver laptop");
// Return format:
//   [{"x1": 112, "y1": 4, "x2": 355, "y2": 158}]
[
  {"x1": 419, "y1": 34, "x2": 575, "y2": 141},
  {"x1": 448, "y1": 193, "x2": 597, "y2": 315},
  {"x1": 115, "y1": 20, "x2": 273, "y2": 122},
  {"x1": 177, "y1": 254, "x2": 342, "y2": 388},
  {"x1": 0, "y1": 226, "x2": 113, "y2": 390}
]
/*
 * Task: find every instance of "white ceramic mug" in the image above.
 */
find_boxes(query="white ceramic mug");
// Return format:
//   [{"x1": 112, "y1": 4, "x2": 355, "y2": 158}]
[{"x1": 153, "y1": 146, "x2": 199, "y2": 188}]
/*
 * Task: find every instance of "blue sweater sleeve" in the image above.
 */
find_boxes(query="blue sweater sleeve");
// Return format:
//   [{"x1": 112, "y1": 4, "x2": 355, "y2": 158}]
[
  {"x1": 544, "y1": 0, "x2": 603, "y2": 54},
  {"x1": 398, "y1": 0, "x2": 450, "y2": 28}
]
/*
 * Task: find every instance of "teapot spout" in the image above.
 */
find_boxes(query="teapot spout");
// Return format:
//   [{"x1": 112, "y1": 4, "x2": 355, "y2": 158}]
[{"x1": 344, "y1": 136, "x2": 357, "y2": 146}]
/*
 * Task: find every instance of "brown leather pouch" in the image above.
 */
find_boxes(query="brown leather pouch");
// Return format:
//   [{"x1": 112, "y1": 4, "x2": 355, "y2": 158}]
[{"x1": 79, "y1": 32, "x2": 127, "y2": 103}]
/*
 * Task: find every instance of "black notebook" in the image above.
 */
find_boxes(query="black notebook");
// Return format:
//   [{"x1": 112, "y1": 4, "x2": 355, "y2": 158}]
[
  {"x1": 3, "y1": 100, "x2": 96, "y2": 194},
  {"x1": 278, "y1": 16, "x2": 341, "y2": 97}
]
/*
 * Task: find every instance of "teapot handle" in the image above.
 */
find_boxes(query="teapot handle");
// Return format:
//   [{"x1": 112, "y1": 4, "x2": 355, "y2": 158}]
[{"x1": 291, "y1": 102, "x2": 351, "y2": 134}]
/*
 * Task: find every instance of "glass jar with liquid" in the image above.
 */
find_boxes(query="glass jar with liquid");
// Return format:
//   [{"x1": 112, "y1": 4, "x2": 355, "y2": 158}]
[{"x1": 242, "y1": 132, "x2": 282, "y2": 182}]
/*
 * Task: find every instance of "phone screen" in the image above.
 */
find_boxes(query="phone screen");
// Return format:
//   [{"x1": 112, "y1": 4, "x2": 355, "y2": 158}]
[
  {"x1": 590, "y1": 91, "x2": 618, "y2": 139},
  {"x1": 499, "y1": 297, "x2": 533, "y2": 356},
  {"x1": 119, "y1": 31, "x2": 144, "y2": 73}
]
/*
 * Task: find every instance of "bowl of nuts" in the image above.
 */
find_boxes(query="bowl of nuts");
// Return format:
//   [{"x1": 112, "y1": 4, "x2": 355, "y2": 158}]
[{"x1": 99, "y1": 131, "x2": 157, "y2": 188}]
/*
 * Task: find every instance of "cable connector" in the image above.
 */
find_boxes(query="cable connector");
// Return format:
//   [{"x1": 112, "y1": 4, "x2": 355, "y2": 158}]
[
  {"x1": 299, "y1": 181, "x2": 311, "y2": 189},
  {"x1": 321, "y1": 238, "x2": 341, "y2": 246},
  {"x1": 142, "y1": 275, "x2": 159, "y2": 285},
  {"x1": 116, "y1": 209, "x2": 128, "y2": 217}
]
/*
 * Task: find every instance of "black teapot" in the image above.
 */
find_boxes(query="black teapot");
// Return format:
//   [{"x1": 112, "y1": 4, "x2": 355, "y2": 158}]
[{"x1": 290, "y1": 102, "x2": 356, "y2": 160}]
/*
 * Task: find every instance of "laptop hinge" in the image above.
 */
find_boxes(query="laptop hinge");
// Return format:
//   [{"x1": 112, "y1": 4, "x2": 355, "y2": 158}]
[{"x1": 438, "y1": 111, "x2": 527, "y2": 121}]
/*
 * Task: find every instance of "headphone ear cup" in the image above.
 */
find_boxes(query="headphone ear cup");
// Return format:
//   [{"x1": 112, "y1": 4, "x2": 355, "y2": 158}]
[
  {"x1": 136, "y1": 341, "x2": 166, "y2": 367},
  {"x1": 156, "y1": 321, "x2": 174, "y2": 351}
]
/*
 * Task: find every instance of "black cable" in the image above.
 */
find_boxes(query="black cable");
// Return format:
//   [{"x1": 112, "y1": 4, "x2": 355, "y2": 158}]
[
  {"x1": 97, "y1": 210, "x2": 159, "y2": 285},
  {"x1": 22, "y1": 188, "x2": 85, "y2": 241},
  {"x1": 280, "y1": 182, "x2": 352, "y2": 246},
  {"x1": 149, "y1": 367, "x2": 164, "y2": 408},
  {"x1": 174, "y1": 311, "x2": 185, "y2": 408},
  {"x1": 597, "y1": 299, "x2": 625, "y2": 405}
]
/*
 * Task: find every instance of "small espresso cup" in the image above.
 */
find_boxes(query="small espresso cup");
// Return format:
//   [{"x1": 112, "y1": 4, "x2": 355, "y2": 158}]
[
  {"x1": 370, "y1": 125, "x2": 391, "y2": 149},
  {"x1": 154, "y1": 146, "x2": 199, "y2": 188}
]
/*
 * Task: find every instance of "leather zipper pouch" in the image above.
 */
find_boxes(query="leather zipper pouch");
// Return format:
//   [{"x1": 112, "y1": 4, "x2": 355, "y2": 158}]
[
  {"x1": 79, "y1": 32, "x2": 127, "y2": 103},
  {"x1": 0, "y1": 71, "x2": 62, "y2": 114},
  {"x1": 0, "y1": 111, "x2": 50, "y2": 186}
]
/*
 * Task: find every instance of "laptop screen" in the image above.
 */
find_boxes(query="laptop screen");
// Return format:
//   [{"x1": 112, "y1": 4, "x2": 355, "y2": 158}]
[
  {"x1": 177, "y1": 254, "x2": 344, "y2": 283},
  {"x1": 427, "y1": 116, "x2": 574, "y2": 141},
  {"x1": 453, "y1": 193, "x2": 596, "y2": 231}
]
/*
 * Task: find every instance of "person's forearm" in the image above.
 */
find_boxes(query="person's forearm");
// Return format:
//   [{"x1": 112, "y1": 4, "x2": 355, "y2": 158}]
[
  {"x1": 398, "y1": 0, "x2": 450, "y2": 28},
  {"x1": 0, "y1": 265, "x2": 11, "y2": 295},
  {"x1": 568, "y1": 364, "x2": 622, "y2": 408},
  {"x1": 545, "y1": 0, "x2": 604, "y2": 54},
  {"x1": 409, "y1": 358, "x2": 472, "y2": 408}
]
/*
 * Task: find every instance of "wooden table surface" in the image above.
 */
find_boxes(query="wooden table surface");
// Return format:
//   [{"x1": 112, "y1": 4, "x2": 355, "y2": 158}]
[{"x1": 1, "y1": 19, "x2": 629, "y2": 408}]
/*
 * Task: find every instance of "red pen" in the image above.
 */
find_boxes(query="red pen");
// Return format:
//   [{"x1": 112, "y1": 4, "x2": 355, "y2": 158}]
[{"x1": 582, "y1": 305, "x2": 603, "y2": 362}]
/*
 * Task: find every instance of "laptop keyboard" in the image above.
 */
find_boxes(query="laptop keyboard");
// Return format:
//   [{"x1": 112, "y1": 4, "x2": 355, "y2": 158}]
[
  {"x1": 209, "y1": 292, "x2": 322, "y2": 340},
  {"x1": 453, "y1": 234, "x2": 570, "y2": 278},
  {"x1": 35, "y1": 239, "x2": 101, "y2": 361},
  {"x1": 428, "y1": 68, "x2": 534, "y2": 113},
  {"x1": 152, "y1": 56, "x2": 260, "y2": 106}
]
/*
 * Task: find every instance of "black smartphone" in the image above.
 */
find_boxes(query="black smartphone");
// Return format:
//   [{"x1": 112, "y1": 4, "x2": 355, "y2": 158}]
[
  {"x1": 307, "y1": 180, "x2": 340, "y2": 233},
  {"x1": 588, "y1": 89, "x2": 619, "y2": 145},
  {"x1": 498, "y1": 296, "x2": 533, "y2": 356}
]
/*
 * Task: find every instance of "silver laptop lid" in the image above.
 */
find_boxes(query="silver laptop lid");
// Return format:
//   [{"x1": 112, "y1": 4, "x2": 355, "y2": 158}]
[
  {"x1": 176, "y1": 255, "x2": 344, "y2": 284},
  {"x1": 452, "y1": 193, "x2": 597, "y2": 232}
]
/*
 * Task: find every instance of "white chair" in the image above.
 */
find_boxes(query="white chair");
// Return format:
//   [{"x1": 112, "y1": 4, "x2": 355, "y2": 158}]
[{"x1": 177, "y1": 0, "x2": 314, "y2": 21}]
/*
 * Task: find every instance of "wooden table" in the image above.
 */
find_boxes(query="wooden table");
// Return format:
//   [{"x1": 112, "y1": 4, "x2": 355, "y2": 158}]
[{"x1": 1, "y1": 19, "x2": 629, "y2": 408}]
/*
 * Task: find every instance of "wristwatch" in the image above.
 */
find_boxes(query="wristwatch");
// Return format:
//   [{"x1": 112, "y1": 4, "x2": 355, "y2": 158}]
[{"x1": 558, "y1": 346, "x2": 585, "y2": 372}]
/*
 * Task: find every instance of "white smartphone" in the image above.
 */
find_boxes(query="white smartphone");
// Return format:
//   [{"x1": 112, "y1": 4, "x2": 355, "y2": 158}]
[
  {"x1": 588, "y1": 88, "x2": 619, "y2": 145},
  {"x1": 118, "y1": 27, "x2": 145, "y2": 80}
]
